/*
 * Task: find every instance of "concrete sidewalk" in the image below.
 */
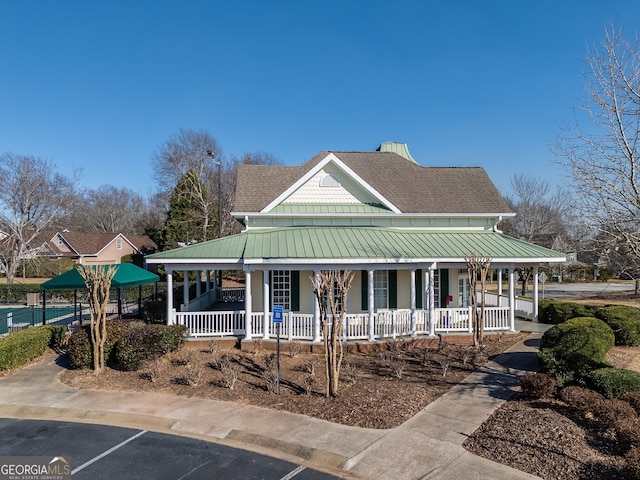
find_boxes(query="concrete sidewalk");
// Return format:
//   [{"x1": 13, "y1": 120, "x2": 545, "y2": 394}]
[{"x1": 0, "y1": 332, "x2": 547, "y2": 480}]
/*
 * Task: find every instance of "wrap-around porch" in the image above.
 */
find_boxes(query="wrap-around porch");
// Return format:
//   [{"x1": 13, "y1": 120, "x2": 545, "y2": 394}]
[{"x1": 165, "y1": 265, "x2": 543, "y2": 342}]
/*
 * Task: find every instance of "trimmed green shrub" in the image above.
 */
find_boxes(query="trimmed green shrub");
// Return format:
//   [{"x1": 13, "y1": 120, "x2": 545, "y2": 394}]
[
  {"x1": 67, "y1": 320, "x2": 142, "y2": 369},
  {"x1": 539, "y1": 317, "x2": 614, "y2": 385},
  {"x1": 48, "y1": 325, "x2": 67, "y2": 350},
  {"x1": 587, "y1": 367, "x2": 640, "y2": 398},
  {"x1": 538, "y1": 300, "x2": 598, "y2": 325},
  {"x1": 66, "y1": 328, "x2": 92, "y2": 369},
  {"x1": 537, "y1": 299, "x2": 555, "y2": 324},
  {"x1": 113, "y1": 324, "x2": 187, "y2": 371},
  {"x1": 0, "y1": 325, "x2": 62, "y2": 370},
  {"x1": 67, "y1": 320, "x2": 186, "y2": 371},
  {"x1": 595, "y1": 305, "x2": 640, "y2": 346}
]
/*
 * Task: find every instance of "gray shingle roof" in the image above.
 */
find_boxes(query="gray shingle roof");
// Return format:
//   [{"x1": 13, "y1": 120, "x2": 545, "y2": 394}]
[{"x1": 233, "y1": 151, "x2": 511, "y2": 214}]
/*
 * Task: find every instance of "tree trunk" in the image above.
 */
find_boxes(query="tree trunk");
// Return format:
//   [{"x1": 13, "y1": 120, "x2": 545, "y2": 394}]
[
  {"x1": 311, "y1": 270, "x2": 354, "y2": 398},
  {"x1": 77, "y1": 265, "x2": 117, "y2": 375}
]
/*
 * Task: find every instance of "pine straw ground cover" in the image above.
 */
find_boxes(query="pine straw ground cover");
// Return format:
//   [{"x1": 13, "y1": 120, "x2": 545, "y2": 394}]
[{"x1": 59, "y1": 332, "x2": 526, "y2": 429}]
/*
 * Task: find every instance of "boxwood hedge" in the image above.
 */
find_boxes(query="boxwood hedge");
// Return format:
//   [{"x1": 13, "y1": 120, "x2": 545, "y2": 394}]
[
  {"x1": 587, "y1": 367, "x2": 640, "y2": 398},
  {"x1": 67, "y1": 320, "x2": 186, "y2": 371},
  {"x1": 113, "y1": 323, "x2": 187, "y2": 371},
  {"x1": 0, "y1": 325, "x2": 66, "y2": 371},
  {"x1": 538, "y1": 299, "x2": 598, "y2": 325},
  {"x1": 539, "y1": 316, "x2": 615, "y2": 385},
  {"x1": 67, "y1": 320, "x2": 137, "y2": 369},
  {"x1": 595, "y1": 305, "x2": 640, "y2": 346}
]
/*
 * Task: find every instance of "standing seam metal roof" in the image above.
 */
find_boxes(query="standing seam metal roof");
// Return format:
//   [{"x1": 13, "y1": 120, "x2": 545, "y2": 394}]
[{"x1": 145, "y1": 227, "x2": 565, "y2": 263}]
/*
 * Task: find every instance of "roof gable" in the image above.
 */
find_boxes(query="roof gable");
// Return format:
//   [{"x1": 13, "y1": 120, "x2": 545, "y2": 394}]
[
  {"x1": 260, "y1": 153, "x2": 401, "y2": 214},
  {"x1": 53, "y1": 232, "x2": 157, "y2": 256},
  {"x1": 233, "y1": 150, "x2": 512, "y2": 215}
]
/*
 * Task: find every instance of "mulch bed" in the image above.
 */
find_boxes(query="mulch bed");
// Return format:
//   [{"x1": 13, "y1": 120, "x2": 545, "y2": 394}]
[
  {"x1": 59, "y1": 332, "x2": 527, "y2": 429},
  {"x1": 464, "y1": 396, "x2": 628, "y2": 480}
]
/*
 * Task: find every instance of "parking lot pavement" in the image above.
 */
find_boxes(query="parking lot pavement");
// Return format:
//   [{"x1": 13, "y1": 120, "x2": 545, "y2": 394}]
[{"x1": 0, "y1": 418, "x2": 341, "y2": 480}]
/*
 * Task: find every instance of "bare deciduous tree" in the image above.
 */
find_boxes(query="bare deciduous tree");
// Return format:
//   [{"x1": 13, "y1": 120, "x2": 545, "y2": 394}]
[
  {"x1": 555, "y1": 26, "x2": 640, "y2": 285},
  {"x1": 152, "y1": 129, "x2": 223, "y2": 243},
  {"x1": 152, "y1": 128, "x2": 223, "y2": 193},
  {"x1": 0, "y1": 153, "x2": 77, "y2": 283},
  {"x1": 501, "y1": 175, "x2": 572, "y2": 245},
  {"x1": 466, "y1": 254, "x2": 492, "y2": 349},
  {"x1": 77, "y1": 265, "x2": 117, "y2": 374},
  {"x1": 69, "y1": 185, "x2": 146, "y2": 234},
  {"x1": 310, "y1": 270, "x2": 355, "y2": 397}
]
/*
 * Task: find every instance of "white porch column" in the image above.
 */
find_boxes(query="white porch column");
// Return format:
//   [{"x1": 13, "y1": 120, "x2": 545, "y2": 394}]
[
  {"x1": 368, "y1": 269, "x2": 375, "y2": 341},
  {"x1": 410, "y1": 269, "x2": 416, "y2": 337},
  {"x1": 195, "y1": 270, "x2": 202, "y2": 300},
  {"x1": 508, "y1": 266, "x2": 516, "y2": 332},
  {"x1": 428, "y1": 268, "x2": 435, "y2": 336},
  {"x1": 263, "y1": 270, "x2": 270, "y2": 340},
  {"x1": 244, "y1": 270, "x2": 253, "y2": 341},
  {"x1": 166, "y1": 270, "x2": 174, "y2": 325},
  {"x1": 533, "y1": 265, "x2": 540, "y2": 322},
  {"x1": 182, "y1": 270, "x2": 189, "y2": 312},
  {"x1": 497, "y1": 268, "x2": 503, "y2": 307},
  {"x1": 313, "y1": 270, "x2": 322, "y2": 342}
]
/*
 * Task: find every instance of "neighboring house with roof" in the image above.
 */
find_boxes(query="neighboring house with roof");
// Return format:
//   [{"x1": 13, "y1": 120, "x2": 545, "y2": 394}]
[
  {"x1": 27, "y1": 229, "x2": 157, "y2": 265},
  {"x1": 146, "y1": 142, "x2": 565, "y2": 341}
]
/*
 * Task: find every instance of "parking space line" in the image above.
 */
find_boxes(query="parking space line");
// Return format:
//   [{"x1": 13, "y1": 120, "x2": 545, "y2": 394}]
[
  {"x1": 280, "y1": 465, "x2": 306, "y2": 480},
  {"x1": 71, "y1": 430, "x2": 148, "y2": 475}
]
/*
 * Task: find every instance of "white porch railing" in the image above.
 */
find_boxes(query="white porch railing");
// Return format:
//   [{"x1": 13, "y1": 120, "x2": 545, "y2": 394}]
[
  {"x1": 173, "y1": 306, "x2": 512, "y2": 340},
  {"x1": 482, "y1": 291, "x2": 535, "y2": 320},
  {"x1": 216, "y1": 287, "x2": 245, "y2": 302}
]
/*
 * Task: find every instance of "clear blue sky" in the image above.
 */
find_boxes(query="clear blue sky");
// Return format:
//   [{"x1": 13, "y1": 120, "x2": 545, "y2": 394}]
[{"x1": 1, "y1": 1, "x2": 638, "y2": 198}]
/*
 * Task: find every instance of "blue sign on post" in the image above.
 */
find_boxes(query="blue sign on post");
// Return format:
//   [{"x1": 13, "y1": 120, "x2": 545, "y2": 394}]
[{"x1": 273, "y1": 305, "x2": 283, "y2": 323}]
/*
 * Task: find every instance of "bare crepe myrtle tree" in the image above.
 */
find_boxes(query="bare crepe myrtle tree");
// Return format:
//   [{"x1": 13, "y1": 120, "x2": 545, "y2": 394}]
[
  {"x1": 310, "y1": 270, "x2": 355, "y2": 397},
  {"x1": 77, "y1": 265, "x2": 117, "y2": 374},
  {"x1": 466, "y1": 254, "x2": 492, "y2": 349}
]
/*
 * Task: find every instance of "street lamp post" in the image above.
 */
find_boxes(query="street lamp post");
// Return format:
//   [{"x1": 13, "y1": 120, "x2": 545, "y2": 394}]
[
  {"x1": 217, "y1": 157, "x2": 222, "y2": 240},
  {"x1": 207, "y1": 150, "x2": 223, "y2": 289}
]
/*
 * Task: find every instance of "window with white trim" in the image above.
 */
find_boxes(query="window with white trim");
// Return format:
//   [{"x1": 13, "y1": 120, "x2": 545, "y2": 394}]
[
  {"x1": 272, "y1": 270, "x2": 291, "y2": 311},
  {"x1": 373, "y1": 270, "x2": 388, "y2": 310},
  {"x1": 116, "y1": 237, "x2": 122, "y2": 250},
  {"x1": 433, "y1": 269, "x2": 440, "y2": 308}
]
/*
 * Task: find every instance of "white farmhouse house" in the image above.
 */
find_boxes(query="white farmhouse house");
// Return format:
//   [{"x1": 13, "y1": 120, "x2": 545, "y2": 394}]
[{"x1": 146, "y1": 143, "x2": 565, "y2": 342}]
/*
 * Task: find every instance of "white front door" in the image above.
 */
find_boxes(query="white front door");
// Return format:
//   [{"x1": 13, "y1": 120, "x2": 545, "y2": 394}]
[{"x1": 458, "y1": 271, "x2": 470, "y2": 307}]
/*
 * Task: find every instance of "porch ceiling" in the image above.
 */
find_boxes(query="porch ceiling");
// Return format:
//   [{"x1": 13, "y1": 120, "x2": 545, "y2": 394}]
[{"x1": 145, "y1": 227, "x2": 566, "y2": 265}]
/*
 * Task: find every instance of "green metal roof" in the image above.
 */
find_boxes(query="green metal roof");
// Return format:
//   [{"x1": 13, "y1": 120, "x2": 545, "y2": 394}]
[
  {"x1": 269, "y1": 203, "x2": 392, "y2": 214},
  {"x1": 146, "y1": 227, "x2": 565, "y2": 264},
  {"x1": 41, "y1": 263, "x2": 160, "y2": 291}
]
